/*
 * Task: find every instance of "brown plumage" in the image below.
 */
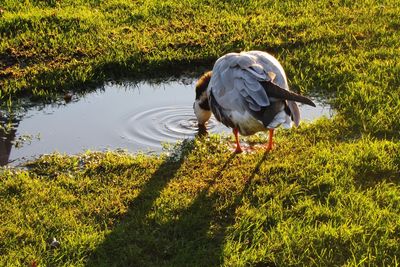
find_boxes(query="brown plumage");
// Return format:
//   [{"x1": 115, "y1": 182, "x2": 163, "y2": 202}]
[{"x1": 195, "y1": 71, "x2": 212, "y2": 100}]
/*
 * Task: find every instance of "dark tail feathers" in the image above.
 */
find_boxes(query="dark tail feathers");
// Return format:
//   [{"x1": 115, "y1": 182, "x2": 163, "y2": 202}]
[{"x1": 260, "y1": 81, "x2": 316, "y2": 107}]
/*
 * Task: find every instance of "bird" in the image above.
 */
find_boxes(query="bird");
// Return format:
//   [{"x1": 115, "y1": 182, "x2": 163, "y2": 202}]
[{"x1": 193, "y1": 50, "x2": 316, "y2": 153}]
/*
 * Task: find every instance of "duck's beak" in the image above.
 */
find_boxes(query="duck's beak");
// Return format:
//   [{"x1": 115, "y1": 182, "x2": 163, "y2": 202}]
[{"x1": 197, "y1": 123, "x2": 208, "y2": 137}]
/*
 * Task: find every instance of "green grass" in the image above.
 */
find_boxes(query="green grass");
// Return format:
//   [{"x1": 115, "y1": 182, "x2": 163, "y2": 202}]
[
  {"x1": 1, "y1": 125, "x2": 399, "y2": 266},
  {"x1": 1, "y1": 0, "x2": 400, "y2": 266}
]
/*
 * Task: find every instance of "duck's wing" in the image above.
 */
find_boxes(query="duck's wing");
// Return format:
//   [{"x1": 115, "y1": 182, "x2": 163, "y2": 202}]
[
  {"x1": 247, "y1": 51, "x2": 316, "y2": 127},
  {"x1": 209, "y1": 51, "x2": 315, "y2": 127},
  {"x1": 209, "y1": 52, "x2": 271, "y2": 112},
  {"x1": 209, "y1": 90, "x2": 235, "y2": 129}
]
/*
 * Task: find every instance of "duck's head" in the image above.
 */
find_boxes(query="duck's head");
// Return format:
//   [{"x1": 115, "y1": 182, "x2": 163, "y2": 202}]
[{"x1": 193, "y1": 71, "x2": 212, "y2": 126}]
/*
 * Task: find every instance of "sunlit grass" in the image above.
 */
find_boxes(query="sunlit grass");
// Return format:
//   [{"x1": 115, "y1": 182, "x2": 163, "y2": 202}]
[
  {"x1": 1, "y1": 124, "x2": 399, "y2": 266},
  {"x1": 1, "y1": 0, "x2": 399, "y2": 266},
  {"x1": 1, "y1": 0, "x2": 399, "y2": 134}
]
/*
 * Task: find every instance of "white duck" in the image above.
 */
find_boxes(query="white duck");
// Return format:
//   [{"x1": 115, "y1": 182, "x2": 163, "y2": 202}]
[{"x1": 193, "y1": 51, "x2": 316, "y2": 153}]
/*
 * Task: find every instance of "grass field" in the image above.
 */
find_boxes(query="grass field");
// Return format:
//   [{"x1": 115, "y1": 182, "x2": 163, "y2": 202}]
[{"x1": 1, "y1": 0, "x2": 400, "y2": 266}]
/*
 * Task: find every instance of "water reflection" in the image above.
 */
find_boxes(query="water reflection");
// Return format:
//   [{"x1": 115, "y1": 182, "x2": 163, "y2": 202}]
[{"x1": 0, "y1": 112, "x2": 18, "y2": 165}]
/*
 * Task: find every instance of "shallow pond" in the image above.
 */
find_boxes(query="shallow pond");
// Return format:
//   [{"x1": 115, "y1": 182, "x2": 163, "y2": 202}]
[{"x1": 0, "y1": 79, "x2": 333, "y2": 166}]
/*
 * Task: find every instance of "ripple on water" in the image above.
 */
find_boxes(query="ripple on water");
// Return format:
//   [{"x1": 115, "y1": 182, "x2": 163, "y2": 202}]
[{"x1": 121, "y1": 106, "x2": 225, "y2": 149}]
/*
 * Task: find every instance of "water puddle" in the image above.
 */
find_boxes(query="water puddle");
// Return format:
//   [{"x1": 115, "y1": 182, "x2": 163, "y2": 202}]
[{"x1": 0, "y1": 79, "x2": 333, "y2": 166}]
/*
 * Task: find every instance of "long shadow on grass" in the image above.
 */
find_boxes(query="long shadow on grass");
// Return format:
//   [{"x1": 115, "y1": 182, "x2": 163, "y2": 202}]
[
  {"x1": 85, "y1": 139, "x2": 196, "y2": 266},
  {"x1": 87, "y1": 143, "x2": 270, "y2": 266}
]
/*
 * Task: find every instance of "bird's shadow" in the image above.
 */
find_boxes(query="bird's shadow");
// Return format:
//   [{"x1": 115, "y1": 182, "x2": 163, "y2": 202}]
[{"x1": 86, "y1": 139, "x2": 270, "y2": 266}]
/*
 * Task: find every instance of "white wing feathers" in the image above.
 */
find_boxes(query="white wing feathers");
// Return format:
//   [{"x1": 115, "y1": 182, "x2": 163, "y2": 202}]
[
  {"x1": 210, "y1": 51, "x2": 284, "y2": 112},
  {"x1": 206, "y1": 51, "x2": 317, "y2": 131},
  {"x1": 208, "y1": 51, "x2": 308, "y2": 128}
]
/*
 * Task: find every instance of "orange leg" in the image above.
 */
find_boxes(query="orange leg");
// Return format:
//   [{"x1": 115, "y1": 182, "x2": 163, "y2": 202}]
[
  {"x1": 266, "y1": 128, "x2": 274, "y2": 151},
  {"x1": 233, "y1": 128, "x2": 243, "y2": 153}
]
